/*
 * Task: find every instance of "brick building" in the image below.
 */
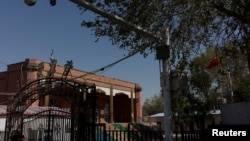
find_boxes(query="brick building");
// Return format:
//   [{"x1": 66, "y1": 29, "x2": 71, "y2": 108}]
[{"x1": 0, "y1": 58, "x2": 142, "y2": 123}]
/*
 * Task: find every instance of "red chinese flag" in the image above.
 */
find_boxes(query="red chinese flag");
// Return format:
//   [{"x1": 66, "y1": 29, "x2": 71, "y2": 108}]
[{"x1": 206, "y1": 56, "x2": 219, "y2": 69}]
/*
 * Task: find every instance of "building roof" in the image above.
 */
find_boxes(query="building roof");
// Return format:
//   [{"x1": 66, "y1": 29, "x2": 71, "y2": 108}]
[
  {"x1": 209, "y1": 109, "x2": 221, "y2": 115},
  {"x1": 150, "y1": 110, "x2": 221, "y2": 118},
  {"x1": 150, "y1": 113, "x2": 164, "y2": 117},
  {"x1": 0, "y1": 105, "x2": 70, "y2": 116}
]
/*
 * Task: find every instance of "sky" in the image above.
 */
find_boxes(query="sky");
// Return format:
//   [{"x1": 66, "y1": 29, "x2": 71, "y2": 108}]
[{"x1": 0, "y1": 0, "x2": 161, "y2": 103}]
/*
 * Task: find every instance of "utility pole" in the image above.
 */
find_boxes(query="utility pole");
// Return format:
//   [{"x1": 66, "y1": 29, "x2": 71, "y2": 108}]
[
  {"x1": 24, "y1": 0, "x2": 173, "y2": 139},
  {"x1": 227, "y1": 65, "x2": 234, "y2": 103},
  {"x1": 70, "y1": 0, "x2": 161, "y2": 42},
  {"x1": 157, "y1": 27, "x2": 172, "y2": 141},
  {"x1": 70, "y1": 1, "x2": 173, "y2": 140},
  {"x1": 163, "y1": 28, "x2": 172, "y2": 141}
]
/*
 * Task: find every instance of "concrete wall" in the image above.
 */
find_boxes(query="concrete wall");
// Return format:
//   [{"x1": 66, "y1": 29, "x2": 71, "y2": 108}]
[{"x1": 221, "y1": 102, "x2": 250, "y2": 124}]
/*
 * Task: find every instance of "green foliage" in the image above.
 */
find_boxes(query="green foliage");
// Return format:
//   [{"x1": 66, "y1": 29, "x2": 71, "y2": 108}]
[
  {"x1": 78, "y1": 0, "x2": 250, "y2": 125},
  {"x1": 142, "y1": 92, "x2": 193, "y2": 124},
  {"x1": 188, "y1": 45, "x2": 250, "y2": 107},
  {"x1": 142, "y1": 93, "x2": 164, "y2": 116},
  {"x1": 172, "y1": 96, "x2": 191, "y2": 123},
  {"x1": 187, "y1": 48, "x2": 219, "y2": 127},
  {"x1": 189, "y1": 49, "x2": 213, "y2": 93},
  {"x1": 78, "y1": 0, "x2": 250, "y2": 70},
  {"x1": 232, "y1": 74, "x2": 250, "y2": 102}
]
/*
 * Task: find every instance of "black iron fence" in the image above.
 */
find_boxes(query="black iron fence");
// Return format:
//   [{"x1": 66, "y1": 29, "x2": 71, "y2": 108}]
[
  {"x1": 21, "y1": 110, "x2": 207, "y2": 141},
  {"x1": 21, "y1": 120, "x2": 208, "y2": 141},
  {"x1": 173, "y1": 130, "x2": 208, "y2": 141},
  {"x1": 95, "y1": 123, "x2": 164, "y2": 141},
  {"x1": 105, "y1": 130, "x2": 164, "y2": 141},
  {"x1": 96, "y1": 123, "x2": 208, "y2": 141}
]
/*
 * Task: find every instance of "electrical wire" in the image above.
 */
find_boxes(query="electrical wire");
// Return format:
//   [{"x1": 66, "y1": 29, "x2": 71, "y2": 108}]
[
  {"x1": 0, "y1": 61, "x2": 7, "y2": 72},
  {"x1": 67, "y1": 43, "x2": 204, "y2": 81},
  {"x1": 69, "y1": 47, "x2": 145, "y2": 81},
  {"x1": 0, "y1": 61, "x2": 7, "y2": 66}
]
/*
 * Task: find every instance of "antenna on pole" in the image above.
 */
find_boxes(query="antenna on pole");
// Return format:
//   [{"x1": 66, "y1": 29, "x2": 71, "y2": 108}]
[
  {"x1": 48, "y1": 49, "x2": 57, "y2": 78},
  {"x1": 50, "y1": 49, "x2": 54, "y2": 60},
  {"x1": 165, "y1": 27, "x2": 170, "y2": 46}
]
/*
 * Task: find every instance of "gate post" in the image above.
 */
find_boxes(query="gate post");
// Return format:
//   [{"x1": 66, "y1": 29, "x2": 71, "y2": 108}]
[{"x1": 128, "y1": 123, "x2": 131, "y2": 141}]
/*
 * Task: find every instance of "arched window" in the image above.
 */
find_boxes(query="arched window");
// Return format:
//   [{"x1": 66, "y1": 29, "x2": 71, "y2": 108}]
[
  {"x1": 49, "y1": 99, "x2": 58, "y2": 107},
  {"x1": 104, "y1": 104, "x2": 110, "y2": 122}
]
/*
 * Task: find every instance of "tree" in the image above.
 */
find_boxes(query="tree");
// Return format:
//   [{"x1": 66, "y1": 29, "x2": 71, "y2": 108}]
[
  {"x1": 172, "y1": 96, "x2": 192, "y2": 131},
  {"x1": 142, "y1": 93, "x2": 164, "y2": 116},
  {"x1": 142, "y1": 92, "x2": 191, "y2": 119},
  {"x1": 78, "y1": 0, "x2": 250, "y2": 70},
  {"x1": 233, "y1": 74, "x2": 250, "y2": 101},
  {"x1": 187, "y1": 45, "x2": 250, "y2": 128},
  {"x1": 187, "y1": 47, "x2": 220, "y2": 129}
]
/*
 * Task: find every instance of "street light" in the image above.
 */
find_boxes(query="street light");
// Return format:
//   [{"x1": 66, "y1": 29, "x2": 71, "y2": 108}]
[
  {"x1": 50, "y1": 0, "x2": 56, "y2": 6},
  {"x1": 24, "y1": 0, "x2": 36, "y2": 6},
  {"x1": 24, "y1": 0, "x2": 56, "y2": 6}
]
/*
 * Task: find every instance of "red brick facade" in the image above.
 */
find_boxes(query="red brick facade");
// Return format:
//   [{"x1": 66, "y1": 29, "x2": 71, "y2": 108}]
[{"x1": 0, "y1": 58, "x2": 142, "y2": 123}]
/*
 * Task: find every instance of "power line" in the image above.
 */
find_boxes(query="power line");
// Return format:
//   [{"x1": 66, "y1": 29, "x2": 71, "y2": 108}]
[
  {"x1": 0, "y1": 61, "x2": 7, "y2": 66},
  {"x1": 69, "y1": 48, "x2": 142, "y2": 81}
]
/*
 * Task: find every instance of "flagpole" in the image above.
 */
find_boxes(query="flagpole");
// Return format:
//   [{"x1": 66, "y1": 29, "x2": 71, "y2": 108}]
[{"x1": 227, "y1": 64, "x2": 234, "y2": 103}]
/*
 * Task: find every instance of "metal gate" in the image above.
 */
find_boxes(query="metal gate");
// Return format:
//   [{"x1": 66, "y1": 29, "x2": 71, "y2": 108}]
[
  {"x1": 22, "y1": 108, "x2": 71, "y2": 141},
  {"x1": 5, "y1": 77, "x2": 97, "y2": 141}
]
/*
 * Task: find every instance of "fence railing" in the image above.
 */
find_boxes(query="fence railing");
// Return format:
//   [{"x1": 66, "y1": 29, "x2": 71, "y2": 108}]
[
  {"x1": 172, "y1": 130, "x2": 209, "y2": 141},
  {"x1": 95, "y1": 123, "x2": 208, "y2": 141},
  {"x1": 94, "y1": 123, "x2": 164, "y2": 141},
  {"x1": 21, "y1": 120, "x2": 208, "y2": 141},
  {"x1": 103, "y1": 130, "x2": 164, "y2": 141}
]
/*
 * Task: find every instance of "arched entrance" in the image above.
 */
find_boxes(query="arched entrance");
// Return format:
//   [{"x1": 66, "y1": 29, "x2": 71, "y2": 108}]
[
  {"x1": 113, "y1": 93, "x2": 131, "y2": 122},
  {"x1": 4, "y1": 77, "x2": 97, "y2": 141}
]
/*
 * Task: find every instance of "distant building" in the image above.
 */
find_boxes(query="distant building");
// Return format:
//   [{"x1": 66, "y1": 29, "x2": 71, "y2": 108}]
[
  {"x1": 0, "y1": 58, "x2": 142, "y2": 124},
  {"x1": 148, "y1": 110, "x2": 221, "y2": 131}
]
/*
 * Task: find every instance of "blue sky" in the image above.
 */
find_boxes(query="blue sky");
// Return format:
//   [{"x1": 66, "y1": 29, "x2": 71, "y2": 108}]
[{"x1": 0, "y1": 0, "x2": 161, "y2": 102}]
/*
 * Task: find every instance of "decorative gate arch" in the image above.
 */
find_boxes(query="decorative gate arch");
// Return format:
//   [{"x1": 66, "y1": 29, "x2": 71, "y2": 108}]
[{"x1": 4, "y1": 77, "x2": 97, "y2": 141}]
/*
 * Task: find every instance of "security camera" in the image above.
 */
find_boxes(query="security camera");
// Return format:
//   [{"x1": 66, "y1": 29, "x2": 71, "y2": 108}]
[{"x1": 24, "y1": 0, "x2": 36, "y2": 6}]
